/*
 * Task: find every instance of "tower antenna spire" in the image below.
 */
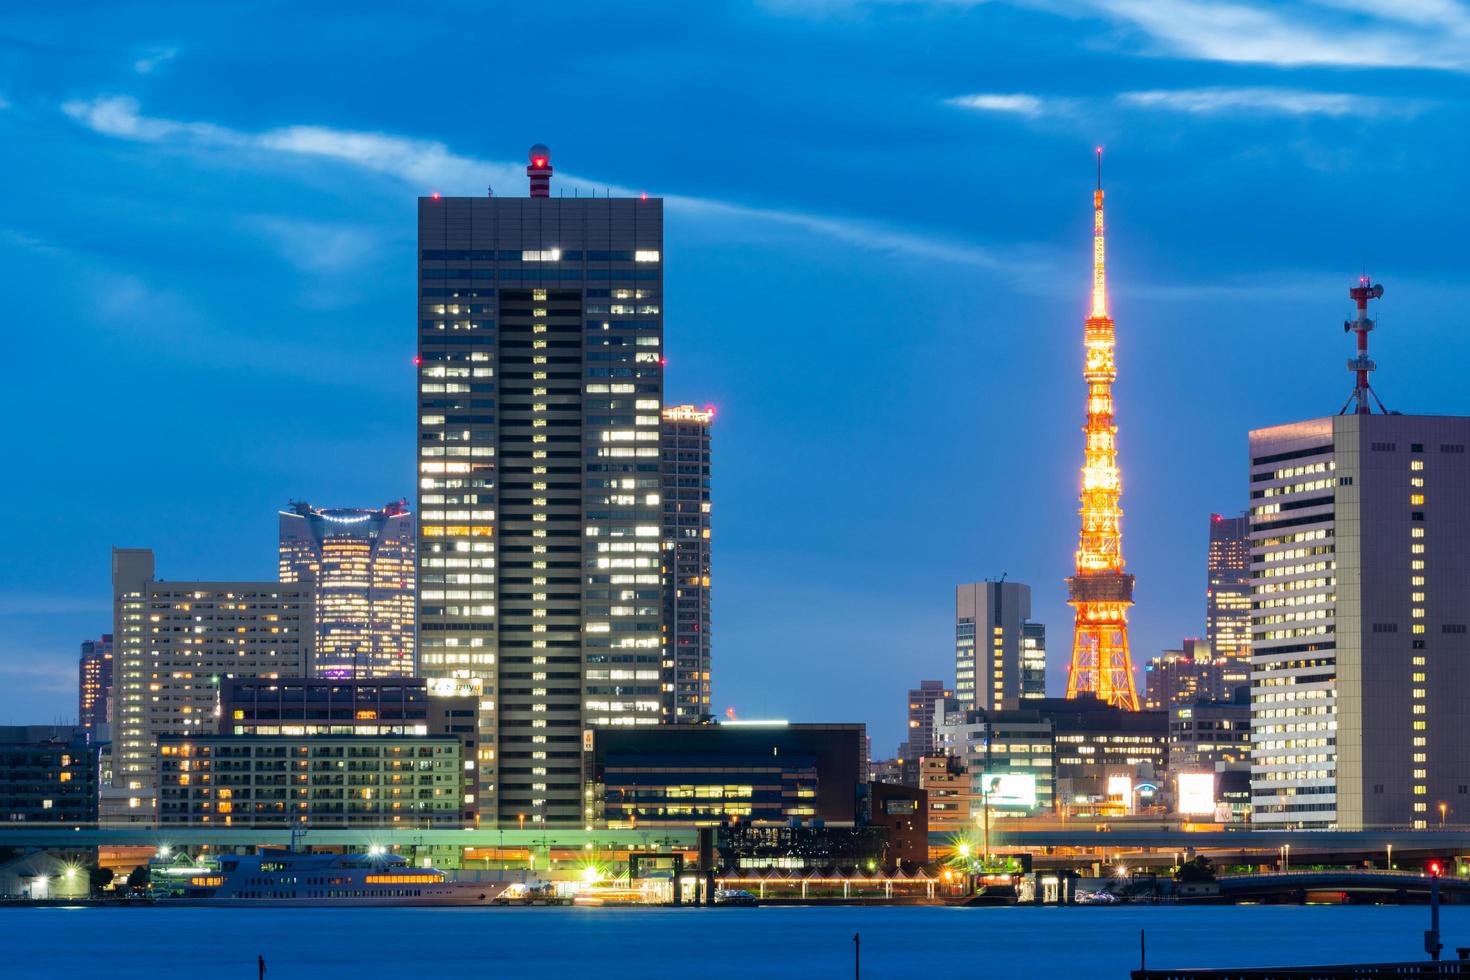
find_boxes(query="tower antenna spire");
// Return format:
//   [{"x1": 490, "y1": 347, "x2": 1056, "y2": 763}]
[
  {"x1": 1066, "y1": 151, "x2": 1140, "y2": 711},
  {"x1": 1339, "y1": 277, "x2": 1387, "y2": 415}
]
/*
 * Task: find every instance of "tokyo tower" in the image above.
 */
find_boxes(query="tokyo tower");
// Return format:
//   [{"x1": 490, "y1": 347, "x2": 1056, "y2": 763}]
[{"x1": 1063, "y1": 151, "x2": 1140, "y2": 711}]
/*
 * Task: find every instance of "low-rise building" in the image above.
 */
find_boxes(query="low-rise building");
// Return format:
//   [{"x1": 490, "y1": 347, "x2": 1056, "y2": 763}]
[
  {"x1": 934, "y1": 702, "x2": 1054, "y2": 817},
  {"x1": 918, "y1": 755, "x2": 976, "y2": 833},
  {"x1": 869, "y1": 782, "x2": 928, "y2": 868},
  {"x1": 1168, "y1": 690, "x2": 1251, "y2": 773},
  {"x1": 157, "y1": 734, "x2": 465, "y2": 827},
  {"x1": 1143, "y1": 639, "x2": 1222, "y2": 709},
  {"x1": 1037, "y1": 697, "x2": 1167, "y2": 813},
  {"x1": 587, "y1": 722, "x2": 865, "y2": 828},
  {"x1": 0, "y1": 726, "x2": 99, "y2": 824},
  {"x1": 219, "y1": 677, "x2": 481, "y2": 825}
]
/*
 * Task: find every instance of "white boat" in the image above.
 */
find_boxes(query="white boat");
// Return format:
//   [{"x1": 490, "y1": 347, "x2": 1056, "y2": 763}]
[{"x1": 163, "y1": 851, "x2": 515, "y2": 907}]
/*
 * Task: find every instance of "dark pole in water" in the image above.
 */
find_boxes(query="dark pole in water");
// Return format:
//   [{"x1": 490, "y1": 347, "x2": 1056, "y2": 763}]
[
  {"x1": 1140, "y1": 929, "x2": 1146, "y2": 973},
  {"x1": 853, "y1": 932, "x2": 860, "y2": 979},
  {"x1": 258, "y1": 955, "x2": 266, "y2": 980},
  {"x1": 1428, "y1": 873, "x2": 1443, "y2": 961}
]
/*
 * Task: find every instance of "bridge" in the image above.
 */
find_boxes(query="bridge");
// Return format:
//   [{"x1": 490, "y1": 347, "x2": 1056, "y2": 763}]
[{"x1": 1216, "y1": 870, "x2": 1470, "y2": 902}]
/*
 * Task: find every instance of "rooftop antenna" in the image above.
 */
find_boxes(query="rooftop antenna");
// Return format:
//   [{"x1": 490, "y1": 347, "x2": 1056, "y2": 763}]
[
  {"x1": 1096, "y1": 145, "x2": 1102, "y2": 191},
  {"x1": 1338, "y1": 277, "x2": 1389, "y2": 415},
  {"x1": 487, "y1": 185, "x2": 494, "y2": 198},
  {"x1": 527, "y1": 144, "x2": 552, "y2": 197}
]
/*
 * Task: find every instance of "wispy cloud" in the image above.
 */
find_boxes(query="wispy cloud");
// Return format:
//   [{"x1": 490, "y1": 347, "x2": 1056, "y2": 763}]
[
  {"x1": 1085, "y1": 0, "x2": 1470, "y2": 72},
  {"x1": 1118, "y1": 87, "x2": 1426, "y2": 118},
  {"x1": 946, "y1": 93, "x2": 1055, "y2": 116},
  {"x1": 133, "y1": 46, "x2": 178, "y2": 75},
  {"x1": 946, "y1": 85, "x2": 1423, "y2": 122},
  {"x1": 60, "y1": 95, "x2": 1049, "y2": 277},
  {"x1": 770, "y1": 0, "x2": 1470, "y2": 72}
]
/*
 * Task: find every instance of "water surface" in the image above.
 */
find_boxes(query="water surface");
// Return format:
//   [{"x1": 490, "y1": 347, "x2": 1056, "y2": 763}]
[{"x1": 15, "y1": 904, "x2": 1470, "y2": 978}]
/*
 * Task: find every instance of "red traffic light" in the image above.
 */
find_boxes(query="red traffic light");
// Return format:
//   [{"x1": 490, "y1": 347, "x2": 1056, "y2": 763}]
[{"x1": 1428, "y1": 860, "x2": 1444, "y2": 877}]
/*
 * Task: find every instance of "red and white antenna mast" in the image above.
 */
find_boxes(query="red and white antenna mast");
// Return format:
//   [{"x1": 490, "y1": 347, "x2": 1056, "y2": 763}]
[{"x1": 1340, "y1": 277, "x2": 1387, "y2": 415}]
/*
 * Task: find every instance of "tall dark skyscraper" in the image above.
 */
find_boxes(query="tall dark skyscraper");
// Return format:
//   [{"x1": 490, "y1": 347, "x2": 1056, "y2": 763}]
[
  {"x1": 417, "y1": 146, "x2": 664, "y2": 827},
  {"x1": 1205, "y1": 511, "x2": 1251, "y2": 688},
  {"x1": 78, "y1": 634, "x2": 113, "y2": 735},
  {"x1": 660, "y1": 405, "x2": 712, "y2": 722},
  {"x1": 279, "y1": 500, "x2": 417, "y2": 678}
]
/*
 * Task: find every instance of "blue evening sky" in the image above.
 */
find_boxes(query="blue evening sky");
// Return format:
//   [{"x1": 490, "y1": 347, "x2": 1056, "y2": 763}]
[{"x1": 2, "y1": 1, "x2": 1469, "y2": 754}]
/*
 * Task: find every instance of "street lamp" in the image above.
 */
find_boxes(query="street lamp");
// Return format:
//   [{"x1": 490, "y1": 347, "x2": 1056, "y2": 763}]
[
  {"x1": 1388, "y1": 843, "x2": 1393, "y2": 871},
  {"x1": 1439, "y1": 803, "x2": 1449, "y2": 828}
]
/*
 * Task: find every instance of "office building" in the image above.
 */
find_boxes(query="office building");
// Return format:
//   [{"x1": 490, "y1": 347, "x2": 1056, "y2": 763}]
[
  {"x1": 78, "y1": 634, "x2": 113, "y2": 736},
  {"x1": 1143, "y1": 639, "x2": 1221, "y2": 709},
  {"x1": 661, "y1": 405, "x2": 713, "y2": 722},
  {"x1": 934, "y1": 702, "x2": 1054, "y2": 816},
  {"x1": 220, "y1": 676, "x2": 480, "y2": 824},
  {"x1": 1249, "y1": 413, "x2": 1470, "y2": 829},
  {"x1": 110, "y1": 548, "x2": 313, "y2": 812},
  {"x1": 955, "y1": 581, "x2": 1044, "y2": 711},
  {"x1": 417, "y1": 146, "x2": 664, "y2": 827},
  {"x1": 1022, "y1": 621, "x2": 1047, "y2": 700},
  {"x1": 587, "y1": 722, "x2": 865, "y2": 827},
  {"x1": 1168, "y1": 691, "x2": 1250, "y2": 773},
  {"x1": 918, "y1": 754, "x2": 977, "y2": 833},
  {"x1": 157, "y1": 733, "x2": 464, "y2": 827},
  {"x1": 898, "y1": 679, "x2": 951, "y2": 761},
  {"x1": 278, "y1": 500, "x2": 416, "y2": 678},
  {"x1": 1207, "y1": 512, "x2": 1252, "y2": 690},
  {"x1": 1037, "y1": 697, "x2": 1166, "y2": 812},
  {"x1": 0, "y1": 726, "x2": 99, "y2": 823},
  {"x1": 868, "y1": 757, "x2": 904, "y2": 785}
]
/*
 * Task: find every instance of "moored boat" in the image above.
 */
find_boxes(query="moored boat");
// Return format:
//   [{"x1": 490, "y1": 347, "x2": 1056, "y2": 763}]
[{"x1": 161, "y1": 851, "x2": 515, "y2": 907}]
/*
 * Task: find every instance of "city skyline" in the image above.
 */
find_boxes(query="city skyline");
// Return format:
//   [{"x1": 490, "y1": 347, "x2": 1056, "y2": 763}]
[{"x1": 5, "y1": 3, "x2": 1470, "y2": 757}]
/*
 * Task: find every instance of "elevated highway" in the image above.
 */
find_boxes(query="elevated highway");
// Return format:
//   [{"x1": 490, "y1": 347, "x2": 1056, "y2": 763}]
[{"x1": 1216, "y1": 870, "x2": 1470, "y2": 902}]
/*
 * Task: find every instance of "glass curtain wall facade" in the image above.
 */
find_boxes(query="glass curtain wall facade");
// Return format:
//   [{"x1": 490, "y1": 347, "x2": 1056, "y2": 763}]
[
  {"x1": 79, "y1": 634, "x2": 114, "y2": 735},
  {"x1": 1206, "y1": 512, "x2": 1252, "y2": 690},
  {"x1": 278, "y1": 501, "x2": 417, "y2": 678},
  {"x1": 661, "y1": 405, "x2": 712, "y2": 722},
  {"x1": 417, "y1": 155, "x2": 664, "y2": 827}
]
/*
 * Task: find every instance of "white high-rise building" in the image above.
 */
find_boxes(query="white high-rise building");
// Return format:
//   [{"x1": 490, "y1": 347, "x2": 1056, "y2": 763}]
[
  {"x1": 1249, "y1": 415, "x2": 1470, "y2": 829},
  {"x1": 110, "y1": 548, "x2": 313, "y2": 816}
]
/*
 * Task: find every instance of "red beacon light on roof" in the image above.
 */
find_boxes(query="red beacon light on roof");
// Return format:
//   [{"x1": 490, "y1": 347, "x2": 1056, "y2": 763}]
[
  {"x1": 413, "y1": 356, "x2": 422, "y2": 366},
  {"x1": 430, "y1": 192, "x2": 441, "y2": 200}
]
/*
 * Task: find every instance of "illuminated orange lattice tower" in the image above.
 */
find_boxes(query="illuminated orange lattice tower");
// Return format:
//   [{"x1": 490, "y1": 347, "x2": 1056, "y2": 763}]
[{"x1": 1064, "y1": 151, "x2": 1140, "y2": 711}]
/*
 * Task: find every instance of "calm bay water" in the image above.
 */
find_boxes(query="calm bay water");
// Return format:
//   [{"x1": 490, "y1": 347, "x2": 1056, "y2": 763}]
[{"x1": 13, "y1": 904, "x2": 1470, "y2": 978}]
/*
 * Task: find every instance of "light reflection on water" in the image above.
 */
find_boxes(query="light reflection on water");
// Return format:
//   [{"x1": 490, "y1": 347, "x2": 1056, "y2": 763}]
[{"x1": 13, "y1": 904, "x2": 1470, "y2": 978}]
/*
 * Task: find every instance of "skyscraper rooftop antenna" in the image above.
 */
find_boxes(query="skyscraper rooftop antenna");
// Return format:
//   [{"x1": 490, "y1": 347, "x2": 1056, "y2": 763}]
[
  {"x1": 1339, "y1": 277, "x2": 1389, "y2": 415},
  {"x1": 1096, "y1": 145, "x2": 1102, "y2": 191}
]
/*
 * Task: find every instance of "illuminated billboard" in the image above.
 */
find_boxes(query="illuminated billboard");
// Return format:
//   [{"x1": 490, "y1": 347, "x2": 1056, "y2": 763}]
[
  {"x1": 979, "y1": 773, "x2": 1037, "y2": 809},
  {"x1": 428, "y1": 677, "x2": 483, "y2": 698},
  {"x1": 1176, "y1": 773, "x2": 1216, "y2": 815}
]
